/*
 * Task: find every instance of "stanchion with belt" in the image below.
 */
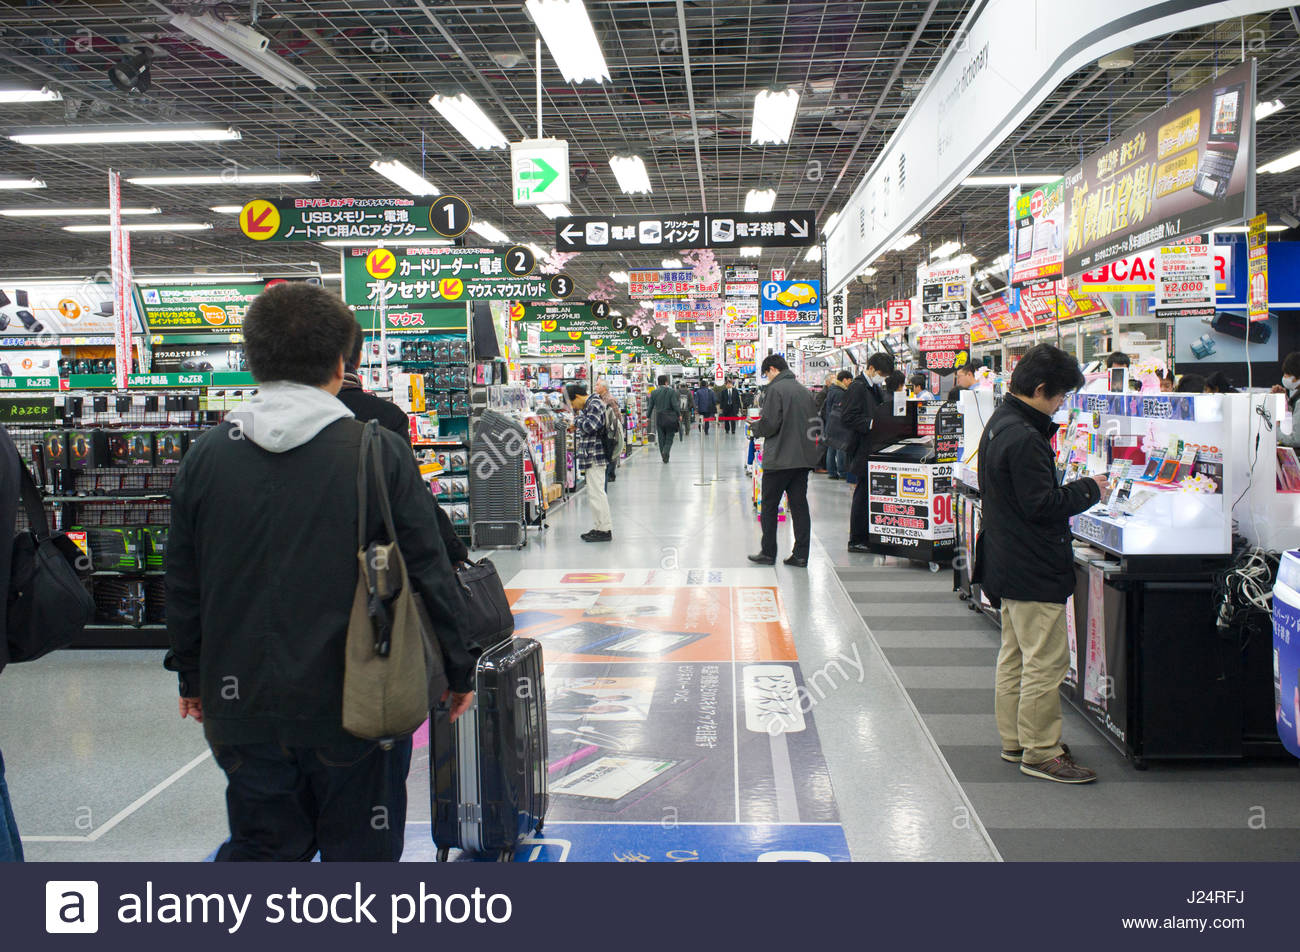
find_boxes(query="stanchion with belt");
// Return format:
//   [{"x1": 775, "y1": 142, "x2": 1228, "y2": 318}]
[
  {"x1": 696, "y1": 415, "x2": 718, "y2": 486},
  {"x1": 714, "y1": 416, "x2": 748, "y2": 482}
]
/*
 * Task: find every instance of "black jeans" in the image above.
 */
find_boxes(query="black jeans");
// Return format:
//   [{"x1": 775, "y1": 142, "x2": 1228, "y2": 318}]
[
  {"x1": 760, "y1": 467, "x2": 811, "y2": 560},
  {"x1": 212, "y1": 735, "x2": 413, "y2": 861},
  {"x1": 849, "y1": 474, "x2": 870, "y2": 546},
  {"x1": 701, "y1": 417, "x2": 711, "y2": 435},
  {"x1": 724, "y1": 418, "x2": 737, "y2": 434},
  {"x1": 657, "y1": 427, "x2": 676, "y2": 460}
]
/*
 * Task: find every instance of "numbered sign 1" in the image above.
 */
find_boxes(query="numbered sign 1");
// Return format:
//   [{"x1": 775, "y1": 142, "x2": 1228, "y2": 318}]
[
  {"x1": 549, "y1": 273, "x2": 575, "y2": 299},
  {"x1": 504, "y1": 244, "x2": 536, "y2": 276},
  {"x1": 429, "y1": 195, "x2": 472, "y2": 239}
]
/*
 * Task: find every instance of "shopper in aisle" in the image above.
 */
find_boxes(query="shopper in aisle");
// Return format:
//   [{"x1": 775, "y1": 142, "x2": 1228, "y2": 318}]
[
  {"x1": 910, "y1": 372, "x2": 935, "y2": 400},
  {"x1": 648, "y1": 374, "x2": 681, "y2": 463},
  {"x1": 1204, "y1": 371, "x2": 1238, "y2": 394},
  {"x1": 339, "y1": 324, "x2": 468, "y2": 563},
  {"x1": 1175, "y1": 373, "x2": 1207, "y2": 393},
  {"x1": 843, "y1": 352, "x2": 894, "y2": 552},
  {"x1": 595, "y1": 381, "x2": 623, "y2": 485},
  {"x1": 569, "y1": 384, "x2": 613, "y2": 541},
  {"x1": 1272, "y1": 352, "x2": 1300, "y2": 447},
  {"x1": 1084, "y1": 351, "x2": 1130, "y2": 392},
  {"x1": 868, "y1": 371, "x2": 913, "y2": 454},
  {"x1": 719, "y1": 378, "x2": 743, "y2": 434},
  {"x1": 164, "y1": 282, "x2": 477, "y2": 861},
  {"x1": 822, "y1": 370, "x2": 852, "y2": 480},
  {"x1": 946, "y1": 363, "x2": 976, "y2": 402},
  {"x1": 747, "y1": 355, "x2": 821, "y2": 568},
  {"x1": 973, "y1": 343, "x2": 1105, "y2": 785},
  {"x1": 694, "y1": 380, "x2": 718, "y2": 435},
  {"x1": 0, "y1": 426, "x2": 22, "y2": 863}
]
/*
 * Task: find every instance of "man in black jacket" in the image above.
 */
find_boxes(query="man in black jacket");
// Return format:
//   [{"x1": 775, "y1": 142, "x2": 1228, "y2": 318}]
[
  {"x1": 718, "y1": 378, "x2": 743, "y2": 433},
  {"x1": 973, "y1": 344, "x2": 1106, "y2": 784},
  {"x1": 165, "y1": 283, "x2": 476, "y2": 861},
  {"x1": 841, "y1": 352, "x2": 894, "y2": 552}
]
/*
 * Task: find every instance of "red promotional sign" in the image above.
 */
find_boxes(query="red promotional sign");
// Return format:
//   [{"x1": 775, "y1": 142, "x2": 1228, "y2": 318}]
[{"x1": 886, "y1": 299, "x2": 912, "y2": 328}]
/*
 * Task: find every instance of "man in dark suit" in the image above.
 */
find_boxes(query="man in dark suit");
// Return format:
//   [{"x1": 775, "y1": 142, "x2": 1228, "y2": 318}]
[
  {"x1": 841, "y1": 352, "x2": 895, "y2": 553},
  {"x1": 718, "y1": 378, "x2": 743, "y2": 433}
]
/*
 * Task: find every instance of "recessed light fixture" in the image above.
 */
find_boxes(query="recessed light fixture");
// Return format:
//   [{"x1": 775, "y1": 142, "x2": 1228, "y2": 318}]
[
  {"x1": 804, "y1": 246, "x2": 822, "y2": 262},
  {"x1": 536, "y1": 203, "x2": 571, "y2": 219},
  {"x1": 127, "y1": 172, "x2": 319, "y2": 186},
  {"x1": 739, "y1": 246, "x2": 761, "y2": 257},
  {"x1": 469, "y1": 220, "x2": 511, "y2": 244},
  {"x1": 369, "y1": 158, "x2": 440, "y2": 196},
  {"x1": 428, "y1": 93, "x2": 509, "y2": 150},
  {"x1": 609, "y1": 155, "x2": 652, "y2": 194},
  {"x1": 0, "y1": 87, "x2": 62, "y2": 104},
  {"x1": 751, "y1": 88, "x2": 800, "y2": 145},
  {"x1": 136, "y1": 272, "x2": 260, "y2": 284},
  {"x1": 1258, "y1": 148, "x2": 1300, "y2": 175},
  {"x1": 0, "y1": 206, "x2": 160, "y2": 217},
  {"x1": 822, "y1": 211, "x2": 841, "y2": 234},
  {"x1": 170, "y1": 12, "x2": 318, "y2": 92},
  {"x1": 320, "y1": 238, "x2": 452, "y2": 247},
  {"x1": 62, "y1": 222, "x2": 213, "y2": 233},
  {"x1": 9, "y1": 126, "x2": 240, "y2": 146},
  {"x1": 892, "y1": 233, "x2": 921, "y2": 251},
  {"x1": 661, "y1": 258, "x2": 683, "y2": 268},
  {"x1": 525, "y1": 0, "x2": 610, "y2": 84},
  {"x1": 1256, "y1": 99, "x2": 1285, "y2": 121},
  {"x1": 0, "y1": 178, "x2": 46, "y2": 190},
  {"x1": 930, "y1": 240, "x2": 961, "y2": 259},
  {"x1": 209, "y1": 205, "x2": 243, "y2": 214},
  {"x1": 744, "y1": 188, "x2": 777, "y2": 213},
  {"x1": 609, "y1": 271, "x2": 629, "y2": 283},
  {"x1": 1210, "y1": 224, "x2": 1287, "y2": 233}
]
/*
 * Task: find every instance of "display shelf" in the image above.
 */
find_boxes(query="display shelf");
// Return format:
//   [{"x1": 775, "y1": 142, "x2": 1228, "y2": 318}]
[{"x1": 44, "y1": 494, "x2": 172, "y2": 503}]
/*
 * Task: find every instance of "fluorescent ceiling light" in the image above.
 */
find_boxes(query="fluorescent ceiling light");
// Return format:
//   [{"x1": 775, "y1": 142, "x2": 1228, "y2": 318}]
[
  {"x1": 1211, "y1": 224, "x2": 1287, "y2": 233},
  {"x1": 526, "y1": 242, "x2": 547, "y2": 259},
  {"x1": 428, "y1": 93, "x2": 508, "y2": 149},
  {"x1": 0, "y1": 177, "x2": 45, "y2": 189},
  {"x1": 963, "y1": 174, "x2": 1059, "y2": 186},
  {"x1": 822, "y1": 211, "x2": 841, "y2": 235},
  {"x1": 536, "y1": 203, "x2": 571, "y2": 219},
  {"x1": 661, "y1": 258, "x2": 683, "y2": 268},
  {"x1": 469, "y1": 220, "x2": 511, "y2": 244},
  {"x1": 0, "y1": 206, "x2": 160, "y2": 217},
  {"x1": 751, "y1": 88, "x2": 800, "y2": 145},
  {"x1": 744, "y1": 188, "x2": 777, "y2": 213},
  {"x1": 739, "y1": 246, "x2": 762, "y2": 257},
  {"x1": 525, "y1": 0, "x2": 610, "y2": 84},
  {"x1": 610, "y1": 309, "x2": 623, "y2": 316},
  {"x1": 892, "y1": 233, "x2": 920, "y2": 251},
  {"x1": 210, "y1": 205, "x2": 243, "y2": 214},
  {"x1": 0, "y1": 87, "x2": 62, "y2": 104},
  {"x1": 950, "y1": 253, "x2": 978, "y2": 267},
  {"x1": 170, "y1": 12, "x2": 318, "y2": 92},
  {"x1": 136, "y1": 272, "x2": 259, "y2": 284},
  {"x1": 1258, "y1": 148, "x2": 1300, "y2": 174},
  {"x1": 369, "y1": 158, "x2": 440, "y2": 196},
  {"x1": 860, "y1": 267, "x2": 877, "y2": 277},
  {"x1": 127, "y1": 171, "x2": 318, "y2": 186},
  {"x1": 9, "y1": 126, "x2": 240, "y2": 146},
  {"x1": 930, "y1": 240, "x2": 961, "y2": 259},
  {"x1": 318, "y1": 272, "x2": 342, "y2": 280},
  {"x1": 1256, "y1": 99, "x2": 1285, "y2": 121},
  {"x1": 320, "y1": 238, "x2": 451, "y2": 247},
  {"x1": 804, "y1": 246, "x2": 822, "y2": 262},
  {"x1": 63, "y1": 222, "x2": 213, "y2": 233},
  {"x1": 609, "y1": 271, "x2": 629, "y2": 283},
  {"x1": 609, "y1": 155, "x2": 652, "y2": 194}
]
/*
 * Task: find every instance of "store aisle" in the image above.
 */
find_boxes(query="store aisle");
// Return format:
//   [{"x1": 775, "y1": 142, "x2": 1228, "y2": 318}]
[
  {"x1": 0, "y1": 430, "x2": 998, "y2": 862},
  {"x1": 815, "y1": 477, "x2": 1300, "y2": 862}
]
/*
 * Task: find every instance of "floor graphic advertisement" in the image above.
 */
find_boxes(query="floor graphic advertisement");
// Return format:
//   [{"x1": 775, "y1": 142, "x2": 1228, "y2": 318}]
[{"x1": 417, "y1": 568, "x2": 847, "y2": 861}]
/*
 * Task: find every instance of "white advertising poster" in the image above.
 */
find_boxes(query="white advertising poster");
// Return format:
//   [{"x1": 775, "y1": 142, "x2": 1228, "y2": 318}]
[
  {"x1": 1154, "y1": 242, "x2": 1215, "y2": 318},
  {"x1": 0, "y1": 349, "x2": 60, "y2": 377},
  {"x1": 824, "y1": 0, "x2": 1282, "y2": 293},
  {"x1": 0, "y1": 281, "x2": 142, "y2": 338}
]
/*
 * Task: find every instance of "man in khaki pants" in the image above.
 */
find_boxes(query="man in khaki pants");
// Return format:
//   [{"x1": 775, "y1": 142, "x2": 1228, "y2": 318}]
[{"x1": 972, "y1": 345, "x2": 1106, "y2": 783}]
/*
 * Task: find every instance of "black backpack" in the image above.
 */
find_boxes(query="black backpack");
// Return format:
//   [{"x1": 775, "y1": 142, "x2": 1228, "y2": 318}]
[{"x1": 8, "y1": 456, "x2": 94, "y2": 663}]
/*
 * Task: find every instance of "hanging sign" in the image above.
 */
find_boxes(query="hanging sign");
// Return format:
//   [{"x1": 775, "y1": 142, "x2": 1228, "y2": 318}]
[
  {"x1": 759, "y1": 280, "x2": 821, "y2": 325},
  {"x1": 886, "y1": 299, "x2": 912, "y2": 329},
  {"x1": 556, "y1": 210, "x2": 816, "y2": 251},
  {"x1": 724, "y1": 265, "x2": 761, "y2": 297},
  {"x1": 830, "y1": 290, "x2": 847, "y2": 338},
  {"x1": 238, "y1": 196, "x2": 464, "y2": 243},
  {"x1": 1155, "y1": 242, "x2": 1215, "y2": 318},
  {"x1": 511, "y1": 138, "x2": 570, "y2": 206},
  {"x1": 137, "y1": 283, "x2": 264, "y2": 331},
  {"x1": 1010, "y1": 178, "x2": 1065, "y2": 285},
  {"x1": 629, "y1": 269, "x2": 721, "y2": 299},
  {"x1": 862, "y1": 307, "x2": 885, "y2": 335},
  {"x1": 1248, "y1": 212, "x2": 1269, "y2": 321},
  {"x1": 918, "y1": 264, "x2": 969, "y2": 372},
  {"x1": 342, "y1": 247, "x2": 554, "y2": 313}
]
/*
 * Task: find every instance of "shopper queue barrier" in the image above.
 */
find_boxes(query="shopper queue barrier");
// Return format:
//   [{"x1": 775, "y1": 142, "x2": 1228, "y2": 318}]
[{"x1": 693, "y1": 417, "x2": 747, "y2": 486}]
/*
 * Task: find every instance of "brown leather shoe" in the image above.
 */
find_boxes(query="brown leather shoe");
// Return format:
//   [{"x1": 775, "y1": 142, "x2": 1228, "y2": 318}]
[{"x1": 1020, "y1": 747, "x2": 1095, "y2": 783}]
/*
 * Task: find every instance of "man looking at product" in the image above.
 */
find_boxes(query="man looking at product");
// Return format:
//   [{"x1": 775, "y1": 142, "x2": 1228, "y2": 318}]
[
  {"x1": 164, "y1": 282, "x2": 476, "y2": 861},
  {"x1": 594, "y1": 380, "x2": 623, "y2": 485},
  {"x1": 718, "y1": 378, "x2": 743, "y2": 433},
  {"x1": 647, "y1": 374, "x2": 681, "y2": 463},
  {"x1": 843, "y1": 352, "x2": 894, "y2": 552},
  {"x1": 569, "y1": 384, "x2": 613, "y2": 541},
  {"x1": 973, "y1": 343, "x2": 1107, "y2": 784},
  {"x1": 747, "y1": 355, "x2": 821, "y2": 567}
]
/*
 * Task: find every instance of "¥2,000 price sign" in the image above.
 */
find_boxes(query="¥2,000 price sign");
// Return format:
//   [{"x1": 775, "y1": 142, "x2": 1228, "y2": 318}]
[{"x1": 1155, "y1": 243, "x2": 1215, "y2": 318}]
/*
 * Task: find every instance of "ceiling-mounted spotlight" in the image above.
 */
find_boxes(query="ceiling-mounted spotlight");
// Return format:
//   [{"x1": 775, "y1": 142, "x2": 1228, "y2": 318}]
[{"x1": 108, "y1": 50, "x2": 152, "y2": 95}]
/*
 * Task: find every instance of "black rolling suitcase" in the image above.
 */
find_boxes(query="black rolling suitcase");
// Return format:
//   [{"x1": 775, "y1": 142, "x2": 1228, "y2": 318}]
[{"x1": 430, "y1": 637, "x2": 548, "y2": 862}]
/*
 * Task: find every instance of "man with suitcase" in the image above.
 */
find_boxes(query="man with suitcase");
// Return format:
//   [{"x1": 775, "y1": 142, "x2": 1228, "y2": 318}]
[{"x1": 165, "y1": 283, "x2": 476, "y2": 862}]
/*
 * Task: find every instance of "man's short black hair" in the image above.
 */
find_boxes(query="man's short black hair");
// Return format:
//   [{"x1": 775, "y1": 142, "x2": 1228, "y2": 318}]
[
  {"x1": 836, "y1": 369, "x2": 854, "y2": 382},
  {"x1": 760, "y1": 354, "x2": 789, "y2": 374},
  {"x1": 346, "y1": 322, "x2": 364, "y2": 369},
  {"x1": 866, "y1": 352, "x2": 894, "y2": 375},
  {"x1": 909, "y1": 372, "x2": 928, "y2": 389},
  {"x1": 1175, "y1": 373, "x2": 1206, "y2": 393},
  {"x1": 566, "y1": 383, "x2": 587, "y2": 400},
  {"x1": 244, "y1": 283, "x2": 355, "y2": 386},
  {"x1": 1106, "y1": 351, "x2": 1131, "y2": 368},
  {"x1": 1008, "y1": 343, "x2": 1084, "y2": 399},
  {"x1": 658, "y1": 374, "x2": 669, "y2": 385},
  {"x1": 1283, "y1": 352, "x2": 1300, "y2": 378},
  {"x1": 884, "y1": 370, "x2": 905, "y2": 392}
]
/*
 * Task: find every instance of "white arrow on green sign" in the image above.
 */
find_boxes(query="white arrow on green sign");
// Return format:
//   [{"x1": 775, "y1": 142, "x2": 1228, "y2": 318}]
[{"x1": 511, "y1": 138, "x2": 570, "y2": 206}]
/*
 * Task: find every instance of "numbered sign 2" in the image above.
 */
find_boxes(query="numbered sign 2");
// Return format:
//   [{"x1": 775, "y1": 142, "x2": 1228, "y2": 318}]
[
  {"x1": 429, "y1": 195, "x2": 472, "y2": 239},
  {"x1": 504, "y1": 244, "x2": 536, "y2": 276}
]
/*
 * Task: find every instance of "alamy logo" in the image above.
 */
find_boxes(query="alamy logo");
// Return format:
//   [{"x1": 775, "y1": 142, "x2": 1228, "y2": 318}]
[{"x1": 46, "y1": 881, "x2": 99, "y2": 934}]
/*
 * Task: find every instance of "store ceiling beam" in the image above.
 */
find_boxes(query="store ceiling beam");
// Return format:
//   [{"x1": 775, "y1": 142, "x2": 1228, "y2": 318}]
[{"x1": 675, "y1": 0, "x2": 708, "y2": 212}]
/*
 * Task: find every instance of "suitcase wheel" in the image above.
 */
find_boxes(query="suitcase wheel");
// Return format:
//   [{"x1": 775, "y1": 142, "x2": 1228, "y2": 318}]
[
  {"x1": 436, "y1": 847, "x2": 450, "y2": 863},
  {"x1": 497, "y1": 849, "x2": 513, "y2": 863}
]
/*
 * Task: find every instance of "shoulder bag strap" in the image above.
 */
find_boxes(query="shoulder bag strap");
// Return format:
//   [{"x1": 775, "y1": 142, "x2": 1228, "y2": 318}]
[
  {"x1": 356, "y1": 420, "x2": 374, "y2": 550},
  {"x1": 17, "y1": 456, "x2": 51, "y2": 542},
  {"x1": 369, "y1": 424, "x2": 399, "y2": 545}
]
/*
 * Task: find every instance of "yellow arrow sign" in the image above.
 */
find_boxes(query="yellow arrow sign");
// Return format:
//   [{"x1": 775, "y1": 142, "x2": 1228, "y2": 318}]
[
  {"x1": 365, "y1": 248, "x2": 397, "y2": 280},
  {"x1": 239, "y1": 200, "x2": 280, "y2": 241}
]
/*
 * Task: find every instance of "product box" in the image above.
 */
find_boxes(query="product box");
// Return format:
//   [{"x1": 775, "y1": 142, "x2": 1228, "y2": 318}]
[
  {"x1": 43, "y1": 432, "x2": 69, "y2": 470},
  {"x1": 155, "y1": 431, "x2": 189, "y2": 465},
  {"x1": 109, "y1": 431, "x2": 156, "y2": 466},
  {"x1": 68, "y1": 431, "x2": 108, "y2": 471},
  {"x1": 139, "y1": 526, "x2": 168, "y2": 569}
]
